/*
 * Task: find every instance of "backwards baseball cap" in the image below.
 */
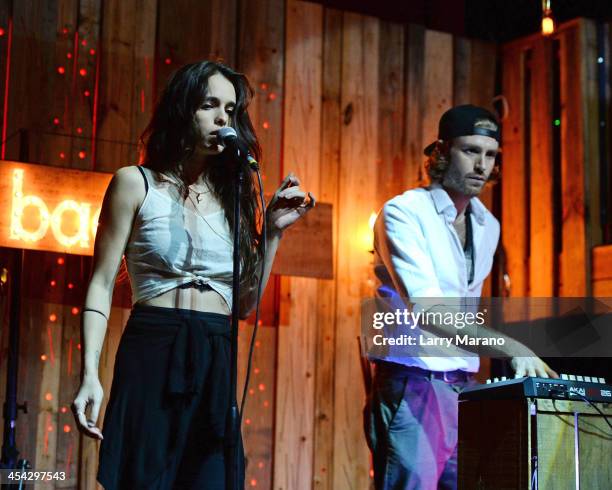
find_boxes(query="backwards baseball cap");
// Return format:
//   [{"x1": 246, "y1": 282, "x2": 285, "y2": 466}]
[{"x1": 423, "y1": 104, "x2": 500, "y2": 155}]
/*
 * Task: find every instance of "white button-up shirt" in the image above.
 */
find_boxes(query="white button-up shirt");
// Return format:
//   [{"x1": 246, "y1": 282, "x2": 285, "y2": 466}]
[{"x1": 372, "y1": 183, "x2": 500, "y2": 372}]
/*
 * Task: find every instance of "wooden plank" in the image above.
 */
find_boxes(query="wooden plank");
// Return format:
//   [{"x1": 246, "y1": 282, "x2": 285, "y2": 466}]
[
  {"x1": 421, "y1": 29, "x2": 453, "y2": 162},
  {"x1": 69, "y1": 0, "x2": 102, "y2": 170},
  {"x1": 237, "y1": 320, "x2": 277, "y2": 490},
  {"x1": 580, "y1": 19, "x2": 602, "y2": 264},
  {"x1": 313, "y1": 8, "x2": 342, "y2": 489},
  {"x1": 155, "y1": 0, "x2": 237, "y2": 100},
  {"x1": 453, "y1": 36, "x2": 472, "y2": 106},
  {"x1": 592, "y1": 244, "x2": 612, "y2": 280},
  {"x1": 235, "y1": 1, "x2": 285, "y2": 487},
  {"x1": 469, "y1": 39, "x2": 498, "y2": 214},
  {"x1": 559, "y1": 25, "x2": 588, "y2": 296},
  {"x1": 237, "y1": 0, "x2": 285, "y2": 188},
  {"x1": 404, "y1": 23, "x2": 425, "y2": 189},
  {"x1": 501, "y1": 46, "x2": 528, "y2": 297},
  {"x1": 272, "y1": 202, "x2": 332, "y2": 279},
  {"x1": 376, "y1": 21, "x2": 406, "y2": 205},
  {"x1": 274, "y1": 2, "x2": 322, "y2": 489},
  {"x1": 5, "y1": 1, "x2": 68, "y2": 164},
  {"x1": 95, "y1": 0, "x2": 156, "y2": 172},
  {"x1": 529, "y1": 39, "x2": 554, "y2": 297},
  {"x1": 0, "y1": 0, "x2": 10, "y2": 160},
  {"x1": 333, "y1": 12, "x2": 378, "y2": 490}
]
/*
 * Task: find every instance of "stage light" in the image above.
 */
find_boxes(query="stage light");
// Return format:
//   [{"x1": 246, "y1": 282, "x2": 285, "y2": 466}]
[
  {"x1": 89, "y1": 48, "x2": 96, "y2": 56},
  {"x1": 57, "y1": 66, "x2": 65, "y2": 74},
  {"x1": 71, "y1": 307, "x2": 79, "y2": 315},
  {"x1": 84, "y1": 90, "x2": 90, "y2": 97},
  {"x1": 164, "y1": 57, "x2": 172, "y2": 65},
  {"x1": 49, "y1": 314, "x2": 57, "y2": 322},
  {"x1": 541, "y1": 0, "x2": 554, "y2": 36},
  {"x1": 79, "y1": 68, "x2": 87, "y2": 77}
]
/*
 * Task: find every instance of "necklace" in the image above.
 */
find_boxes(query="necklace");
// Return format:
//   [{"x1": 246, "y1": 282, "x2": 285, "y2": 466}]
[{"x1": 188, "y1": 183, "x2": 212, "y2": 203}]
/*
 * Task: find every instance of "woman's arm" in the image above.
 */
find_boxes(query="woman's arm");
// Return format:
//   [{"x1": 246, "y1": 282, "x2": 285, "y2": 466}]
[
  {"x1": 239, "y1": 173, "x2": 315, "y2": 318},
  {"x1": 72, "y1": 165, "x2": 144, "y2": 439}
]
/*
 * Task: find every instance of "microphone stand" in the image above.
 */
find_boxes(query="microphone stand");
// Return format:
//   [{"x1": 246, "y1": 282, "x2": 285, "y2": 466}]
[{"x1": 225, "y1": 160, "x2": 243, "y2": 490}]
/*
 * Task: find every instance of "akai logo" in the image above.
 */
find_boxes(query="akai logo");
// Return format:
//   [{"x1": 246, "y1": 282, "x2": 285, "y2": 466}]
[
  {"x1": 9, "y1": 169, "x2": 101, "y2": 248},
  {"x1": 569, "y1": 386, "x2": 586, "y2": 397}
]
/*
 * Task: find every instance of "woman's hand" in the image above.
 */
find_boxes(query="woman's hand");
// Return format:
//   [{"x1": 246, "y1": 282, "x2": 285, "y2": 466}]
[
  {"x1": 72, "y1": 376, "x2": 104, "y2": 440},
  {"x1": 266, "y1": 173, "x2": 315, "y2": 234}
]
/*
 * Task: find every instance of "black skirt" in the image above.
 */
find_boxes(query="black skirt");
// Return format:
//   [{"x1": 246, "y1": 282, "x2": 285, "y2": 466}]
[{"x1": 97, "y1": 304, "x2": 244, "y2": 489}]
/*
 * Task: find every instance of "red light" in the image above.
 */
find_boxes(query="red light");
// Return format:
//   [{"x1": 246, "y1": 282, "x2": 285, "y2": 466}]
[
  {"x1": 258, "y1": 462, "x2": 264, "y2": 469},
  {"x1": 59, "y1": 152, "x2": 65, "y2": 159},
  {"x1": 255, "y1": 340, "x2": 261, "y2": 347},
  {"x1": 49, "y1": 314, "x2": 57, "y2": 322},
  {"x1": 79, "y1": 68, "x2": 87, "y2": 77},
  {"x1": 78, "y1": 150, "x2": 86, "y2": 159},
  {"x1": 57, "y1": 66, "x2": 66, "y2": 74},
  {"x1": 67, "y1": 53, "x2": 72, "y2": 59},
  {"x1": 41, "y1": 354, "x2": 47, "y2": 361},
  {"x1": 81, "y1": 39, "x2": 87, "y2": 46},
  {"x1": 250, "y1": 479, "x2": 257, "y2": 487},
  {"x1": 260, "y1": 83, "x2": 268, "y2": 90},
  {"x1": 249, "y1": 389, "x2": 255, "y2": 395},
  {"x1": 76, "y1": 127, "x2": 82, "y2": 134},
  {"x1": 50, "y1": 280, "x2": 56, "y2": 286},
  {"x1": 83, "y1": 90, "x2": 90, "y2": 97},
  {"x1": 164, "y1": 57, "x2": 172, "y2": 65},
  {"x1": 68, "y1": 282, "x2": 74, "y2": 289},
  {"x1": 268, "y1": 93, "x2": 277, "y2": 101},
  {"x1": 89, "y1": 48, "x2": 96, "y2": 56},
  {"x1": 53, "y1": 117, "x2": 60, "y2": 125},
  {"x1": 63, "y1": 425, "x2": 71, "y2": 433},
  {"x1": 45, "y1": 393, "x2": 53, "y2": 401},
  {"x1": 263, "y1": 400, "x2": 269, "y2": 407},
  {"x1": 77, "y1": 343, "x2": 81, "y2": 350},
  {"x1": 62, "y1": 27, "x2": 68, "y2": 34},
  {"x1": 0, "y1": 28, "x2": 5, "y2": 36},
  {"x1": 262, "y1": 121, "x2": 270, "y2": 130},
  {"x1": 258, "y1": 383, "x2": 265, "y2": 391},
  {"x1": 57, "y1": 257, "x2": 65, "y2": 265},
  {"x1": 60, "y1": 407, "x2": 67, "y2": 414},
  {"x1": 254, "y1": 367, "x2": 260, "y2": 374},
  {"x1": 245, "y1": 418, "x2": 251, "y2": 425},
  {"x1": 71, "y1": 307, "x2": 79, "y2": 315},
  {"x1": 47, "y1": 425, "x2": 53, "y2": 432}
]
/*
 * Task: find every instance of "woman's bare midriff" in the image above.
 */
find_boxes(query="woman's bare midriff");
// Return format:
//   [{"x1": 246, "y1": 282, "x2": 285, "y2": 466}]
[{"x1": 138, "y1": 286, "x2": 231, "y2": 315}]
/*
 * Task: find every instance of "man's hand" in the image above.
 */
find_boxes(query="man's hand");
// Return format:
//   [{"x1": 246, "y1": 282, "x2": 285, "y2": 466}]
[{"x1": 511, "y1": 356, "x2": 559, "y2": 378}]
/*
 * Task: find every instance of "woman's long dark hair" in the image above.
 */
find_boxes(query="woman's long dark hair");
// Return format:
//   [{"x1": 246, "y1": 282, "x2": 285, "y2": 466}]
[{"x1": 140, "y1": 61, "x2": 263, "y2": 285}]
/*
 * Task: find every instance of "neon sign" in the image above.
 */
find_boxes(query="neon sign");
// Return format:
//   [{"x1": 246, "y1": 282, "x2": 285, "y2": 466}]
[{"x1": 0, "y1": 161, "x2": 111, "y2": 255}]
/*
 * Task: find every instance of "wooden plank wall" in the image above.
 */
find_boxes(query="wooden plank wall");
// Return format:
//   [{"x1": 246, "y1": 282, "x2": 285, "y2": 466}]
[
  {"x1": 0, "y1": 1, "x2": 499, "y2": 488},
  {"x1": 501, "y1": 19, "x2": 602, "y2": 300}
]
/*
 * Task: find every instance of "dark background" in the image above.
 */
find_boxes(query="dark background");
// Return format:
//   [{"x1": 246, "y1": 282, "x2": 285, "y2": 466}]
[{"x1": 313, "y1": 0, "x2": 612, "y2": 41}]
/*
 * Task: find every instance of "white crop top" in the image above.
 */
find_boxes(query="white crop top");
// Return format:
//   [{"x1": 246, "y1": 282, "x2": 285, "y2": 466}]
[{"x1": 124, "y1": 166, "x2": 234, "y2": 308}]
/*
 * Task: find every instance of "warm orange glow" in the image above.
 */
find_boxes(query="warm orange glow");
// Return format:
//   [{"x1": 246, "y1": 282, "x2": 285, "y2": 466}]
[
  {"x1": 49, "y1": 314, "x2": 57, "y2": 322},
  {"x1": 63, "y1": 425, "x2": 71, "y2": 433},
  {"x1": 542, "y1": 16, "x2": 554, "y2": 35},
  {"x1": 40, "y1": 354, "x2": 47, "y2": 361},
  {"x1": 45, "y1": 393, "x2": 53, "y2": 401},
  {"x1": 71, "y1": 307, "x2": 79, "y2": 315},
  {"x1": 4, "y1": 165, "x2": 109, "y2": 254}
]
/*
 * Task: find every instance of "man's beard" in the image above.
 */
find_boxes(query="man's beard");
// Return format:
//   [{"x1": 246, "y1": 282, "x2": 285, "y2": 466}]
[{"x1": 442, "y1": 166, "x2": 483, "y2": 197}]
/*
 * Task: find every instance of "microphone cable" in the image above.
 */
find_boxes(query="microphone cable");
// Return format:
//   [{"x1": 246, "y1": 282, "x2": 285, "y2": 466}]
[{"x1": 239, "y1": 162, "x2": 266, "y2": 424}]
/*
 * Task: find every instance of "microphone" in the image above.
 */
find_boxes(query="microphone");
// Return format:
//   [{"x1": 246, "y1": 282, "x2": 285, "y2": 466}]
[{"x1": 217, "y1": 127, "x2": 259, "y2": 170}]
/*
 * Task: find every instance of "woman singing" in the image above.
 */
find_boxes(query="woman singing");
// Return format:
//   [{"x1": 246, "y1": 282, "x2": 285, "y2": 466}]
[{"x1": 71, "y1": 60, "x2": 315, "y2": 489}]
